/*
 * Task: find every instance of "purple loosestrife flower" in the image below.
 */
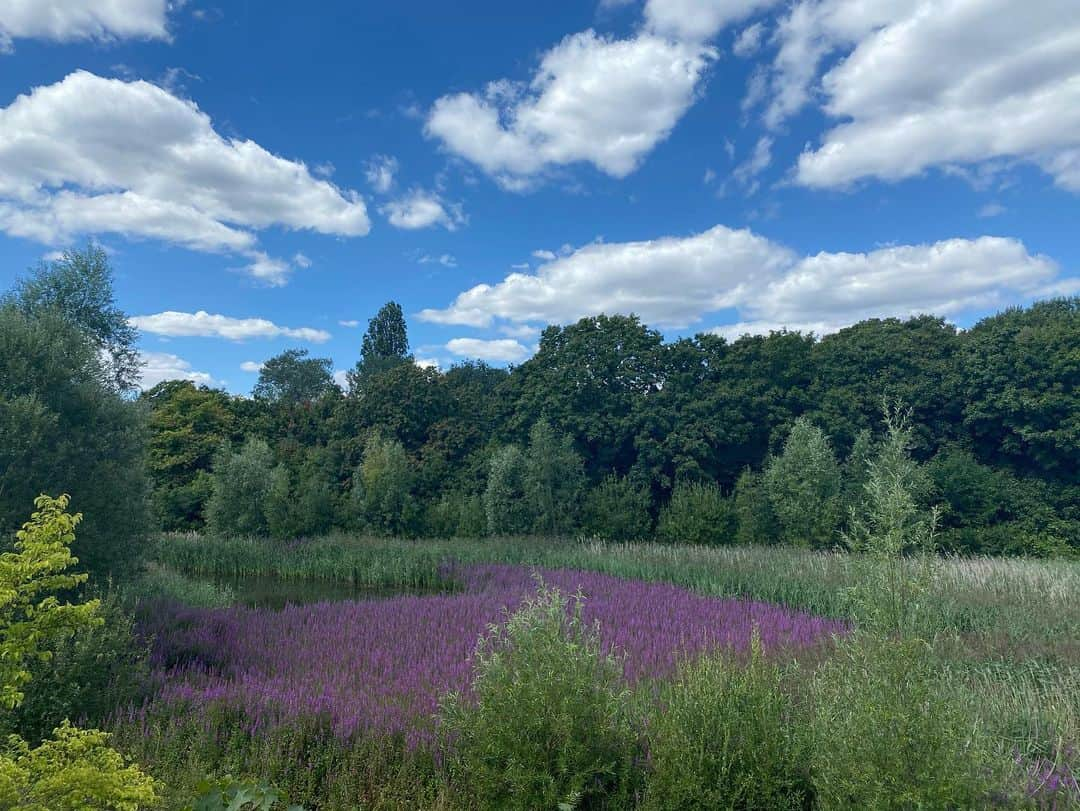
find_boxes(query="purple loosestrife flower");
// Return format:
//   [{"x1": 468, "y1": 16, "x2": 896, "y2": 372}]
[{"x1": 138, "y1": 564, "x2": 844, "y2": 749}]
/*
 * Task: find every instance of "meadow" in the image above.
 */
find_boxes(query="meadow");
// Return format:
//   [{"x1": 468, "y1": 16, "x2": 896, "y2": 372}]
[{"x1": 106, "y1": 532, "x2": 1080, "y2": 809}]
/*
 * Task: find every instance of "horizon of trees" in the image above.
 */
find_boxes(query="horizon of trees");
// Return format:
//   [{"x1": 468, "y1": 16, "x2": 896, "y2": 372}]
[{"x1": 2, "y1": 246, "x2": 1077, "y2": 566}]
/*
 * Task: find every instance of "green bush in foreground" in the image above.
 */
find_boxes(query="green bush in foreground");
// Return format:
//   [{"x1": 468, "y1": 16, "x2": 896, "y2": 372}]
[
  {"x1": 440, "y1": 585, "x2": 640, "y2": 809},
  {"x1": 811, "y1": 635, "x2": 995, "y2": 810},
  {"x1": 581, "y1": 475, "x2": 653, "y2": 541},
  {"x1": 0, "y1": 495, "x2": 158, "y2": 810},
  {"x1": 643, "y1": 631, "x2": 811, "y2": 811}
]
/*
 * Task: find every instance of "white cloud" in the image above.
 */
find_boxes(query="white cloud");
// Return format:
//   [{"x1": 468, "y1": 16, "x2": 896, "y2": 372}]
[
  {"x1": 382, "y1": 190, "x2": 464, "y2": 230},
  {"x1": 644, "y1": 0, "x2": 779, "y2": 42},
  {"x1": 732, "y1": 135, "x2": 773, "y2": 193},
  {"x1": 338, "y1": 319, "x2": 360, "y2": 327},
  {"x1": 292, "y1": 252, "x2": 312, "y2": 268},
  {"x1": 415, "y1": 357, "x2": 441, "y2": 370},
  {"x1": 978, "y1": 202, "x2": 1007, "y2": 218},
  {"x1": 499, "y1": 324, "x2": 542, "y2": 340},
  {"x1": 417, "y1": 252, "x2": 458, "y2": 267},
  {"x1": 0, "y1": 71, "x2": 370, "y2": 282},
  {"x1": 139, "y1": 350, "x2": 215, "y2": 390},
  {"x1": 0, "y1": 0, "x2": 170, "y2": 52},
  {"x1": 426, "y1": 30, "x2": 714, "y2": 186},
  {"x1": 332, "y1": 369, "x2": 349, "y2": 389},
  {"x1": 446, "y1": 337, "x2": 530, "y2": 363},
  {"x1": 365, "y1": 154, "x2": 398, "y2": 194},
  {"x1": 131, "y1": 310, "x2": 332, "y2": 342},
  {"x1": 240, "y1": 360, "x2": 264, "y2": 373},
  {"x1": 420, "y1": 223, "x2": 1066, "y2": 336},
  {"x1": 732, "y1": 21, "x2": 766, "y2": 57},
  {"x1": 759, "y1": 0, "x2": 1080, "y2": 192},
  {"x1": 532, "y1": 249, "x2": 557, "y2": 260},
  {"x1": 421, "y1": 225, "x2": 793, "y2": 329}
]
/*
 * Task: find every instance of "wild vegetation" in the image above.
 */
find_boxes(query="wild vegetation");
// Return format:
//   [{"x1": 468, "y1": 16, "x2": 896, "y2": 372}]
[{"x1": 2, "y1": 247, "x2": 1079, "y2": 808}]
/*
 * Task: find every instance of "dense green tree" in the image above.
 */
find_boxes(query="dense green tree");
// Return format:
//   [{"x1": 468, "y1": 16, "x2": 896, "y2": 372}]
[
  {"x1": 809, "y1": 317, "x2": 962, "y2": 456},
  {"x1": 483, "y1": 445, "x2": 531, "y2": 536},
  {"x1": 523, "y1": 418, "x2": 585, "y2": 535},
  {"x1": 581, "y1": 475, "x2": 653, "y2": 541},
  {"x1": 348, "y1": 301, "x2": 411, "y2": 388},
  {"x1": 0, "y1": 307, "x2": 148, "y2": 576},
  {"x1": 253, "y1": 348, "x2": 335, "y2": 405},
  {"x1": 513, "y1": 315, "x2": 665, "y2": 478},
  {"x1": 142, "y1": 381, "x2": 235, "y2": 530},
  {"x1": 960, "y1": 297, "x2": 1079, "y2": 480},
  {"x1": 733, "y1": 468, "x2": 778, "y2": 545},
  {"x1": 340, "y1": 361, "x2": 449, "y2": 451},
  {"x1": 657, "y1": 481, "x2": 737, "y2": 545},
  {"x1": 205, "y1": 438, "x2": 276, "y2": 537},
  {"x1": 763, "y1": 417, "x2": 843, "y2": 548},
  {"x1": 4, "y1": 245, "x2": 140, "y2": 392},
  {"x1": 353, "y1": 433, "x2": 414, "y2": 536}
]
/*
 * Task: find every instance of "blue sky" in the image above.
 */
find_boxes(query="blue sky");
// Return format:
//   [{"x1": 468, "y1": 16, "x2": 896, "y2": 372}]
[{"x1": 1, "y1": 0, "x2": 1077, "y2": 392}]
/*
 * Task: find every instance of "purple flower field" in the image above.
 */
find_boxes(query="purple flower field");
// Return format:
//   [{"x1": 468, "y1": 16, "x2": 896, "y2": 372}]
[{"x1": 134, "y1": 564, "x2": 844, "y2": 748}]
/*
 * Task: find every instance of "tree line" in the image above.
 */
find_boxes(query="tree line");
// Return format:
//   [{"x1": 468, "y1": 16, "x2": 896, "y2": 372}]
[{"x1": 2, "y1": 247, "x2": 1078, "y2": 572}]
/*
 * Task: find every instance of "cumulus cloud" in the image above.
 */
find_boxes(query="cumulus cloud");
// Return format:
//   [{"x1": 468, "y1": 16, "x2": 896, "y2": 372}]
[
  {"x1": 240, "y1": 360, "x2": 264, "y2": 373},
  {"x1": 732, "y1": 21, "x2": 766, "y2": 57},
  {"x1": 139, "y1": 350, "x2": 215, "y2": 390},
  {"x1": 365, "y1": 154, "x2": 398, "y2": 193},
  {"x1": 446, "y1": 337, "x2": 530, "y2": 363},
  {"x1": 0, "y1": 0, "x2": 170, "y2": 52},
  {"x1": 756, "y1": 0, "x2": 1080, "y2": 192},
  {"x1": 420, "y1": 223, "x2": 1065, "y2": 336},
  {"x1": 644, "y1": 0, "x2": 780, "y2": 42},
  {"x1": 338, "y1": 319, "x2": 360, "y2": 327},
  {"x1": 0, "y1": 71, "x2": 370, "y2": 282},
  {"x1": 130, "y1": 311, "x2": 332, "y2": 342},
  {"x1": 381, "y1": 190, "x2": 465, "y2": 230},
  {"x1": 426, "y1": 30, "x2": 714, "y2": 186}
]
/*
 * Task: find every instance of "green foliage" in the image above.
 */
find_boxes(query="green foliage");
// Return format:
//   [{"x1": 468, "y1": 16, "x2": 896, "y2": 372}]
[
  {"x1": 349, "y1": 301, "x2": 412, "y2": 388},
  {"x1": 763, "y1": 417, "x2": 843, "y2": 548},
  {"x1": 4, "y1": 244, "x2": 140, "y2": 392},
  {"x1": 0, "y1": 306, "x2": 149, "y2": 577},
  {"x1": 483, "y1": 445, "x2": 532, "y2": 536},
  {"x1": 961, "y1": 297, "x2": 1079, "y2": 480},
  {"x1": 352, "y1": 433, "x2": 414, "y2": 536},
  {"x1": 811, "y1": 636, "x2": 993, "y2": 810},
  {"x1": 733, "y1": 468, "x2": 778, "y2": 545},
  {"x1": 0, "y1": 721, "x2": 158, "y2": 811},
  {"x1": 657, "y1": 480, "x2": 736, "y2": 545},
  {"x1": 0, "y1": 496, "x2": 158, "y2": 810},
  {"x1": 643, "y1": 632, "x2": 811, "y2": 810},
  {"x1": 253, "y1": 349, "x2": 335, "y2": 405},
  {"x1": 425, "y1": 491, "x2": 486, "y2": 539},
  {"x1": 523, "y1": 418, "x2": 585, "y2": 535},
  {"x1": 580, "y1": 475, "x2": 652, "y2": 541},
  {"x1": 0, "y1": 496, "x2": 99, "y2": 710},
  {"x1": 4, "y1": 594, "x2": 149, "y2": 745},
  {"x1": 187, "y1": 776, "x2": 302, "y2": 811},
  {"x1": 439, "y1": 585, "x2": 639, "y2": 809},
  {"x1": 144, "y1": 380, "x2": 234, "y2": 530},
  {"x1": 206, "y1": 438, "x2": 276, "y2": 537}
]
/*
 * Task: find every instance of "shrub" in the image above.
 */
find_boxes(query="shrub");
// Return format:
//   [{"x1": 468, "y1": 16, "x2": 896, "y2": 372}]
[
  {"x1": 733, "y1": 468, "x2": 778, "y2": 545},
  {"x1": 811, "y1": 635, "x2": 995, "y2": 810},
  {"x1": 764, "y1": 417, "x2": 843, "y2": 548},
  {"x1": 483, "y1": 445, "x2": 532, "y2": 536},
  {"x1": 0, "y1": 495, "x2": 158, "y2": 809},
  {"x1": 439, "y1": 585, "x2": 640, "y2": 809},
  {"x1": 581, "y1": 475, "x2": 653, "y2": 541},
  {"x1": 657, "y1": 480, "x2": 736, "y2": 545},
  {"x1": 523, "y1": 418, "x2": 585, "y2": 535},
  {"x1": 643, "y1": 632, "x2": 811, "y2": 810},
  {"x1": 4, "y1": 593, "x2": 150, "y2": 745},
  {"x1": 352, "y1": 433, "x2": 415, "y2": 536},
  {"x1": 426, "y1": 491, "x2": 486, "y2": 539},
  {"x1": 206, "y1": 438, "x2": 276, "y2": 537}
]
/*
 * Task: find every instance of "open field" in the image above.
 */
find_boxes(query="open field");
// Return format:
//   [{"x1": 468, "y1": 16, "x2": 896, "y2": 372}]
[{"x1": 107, "y1": 532, "x2": 1080, "y2": 808}]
